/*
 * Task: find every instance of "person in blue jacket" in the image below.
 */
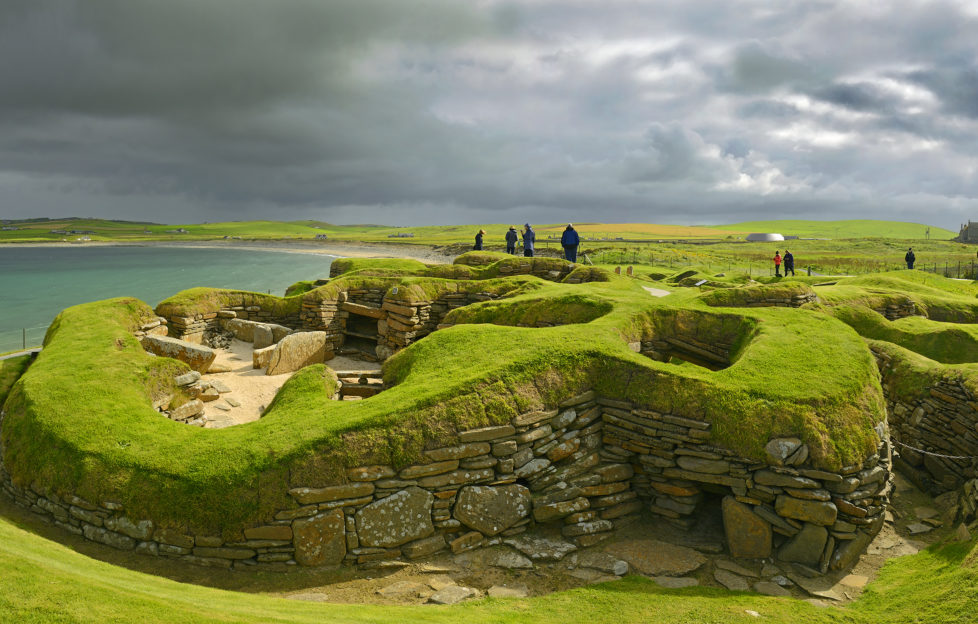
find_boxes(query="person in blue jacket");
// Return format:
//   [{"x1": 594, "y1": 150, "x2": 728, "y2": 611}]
[
  {"x1": 522, "y1": 223, "x2": 535, "y2": 257},
  {"x1": 474, "y1": 229, "x2": 485, "y2": 250},
  {"x1": 505, "y1": 226, "x2": 519, "y2": 254},
  {"x1": 561, "y1": 223, "x2": 580, "y2": 262}
]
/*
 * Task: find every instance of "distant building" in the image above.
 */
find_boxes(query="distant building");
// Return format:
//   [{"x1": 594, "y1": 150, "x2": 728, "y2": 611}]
[
  {"x1": 49, "y1": 229, "x2": 68, "y2": 234},
  {"x1": 1, "y1": 226, "x2": 19, "y2": 231},
  {"x1": 388, "y1": 233, "x2": 415, "y2": 238},
  {"x1": 956, "y1": 222, "x2": 978, "y2": 243},
  {"x1": 315, "y1": 234, "x2": 329, "y2": 240},
  {"x1": 745, "y1": 232, "x2": 785, "y2": 242},
  {"x1": 165, "y1": 228, "x2": 189, "y2": 234}
]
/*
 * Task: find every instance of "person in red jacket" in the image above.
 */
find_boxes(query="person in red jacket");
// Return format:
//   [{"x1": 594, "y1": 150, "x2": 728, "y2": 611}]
[{"x1": 773, "y1": 251, "x2": 782, "y2": 277}]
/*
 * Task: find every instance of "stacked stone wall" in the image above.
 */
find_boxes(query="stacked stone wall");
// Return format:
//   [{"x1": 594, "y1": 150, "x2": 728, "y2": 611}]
[
  {"x1": 874, "y1": 346, "x2": 978, "y2": 493},
  {"x1": 164, "y1": 303, "x2": 300, "y2": 344},
  {"x1": 872, "y1": 300, "x2": 917, "y2": 321},
  {"x1": 0, "y1": 386, "x2": 890, "y2": 576}
]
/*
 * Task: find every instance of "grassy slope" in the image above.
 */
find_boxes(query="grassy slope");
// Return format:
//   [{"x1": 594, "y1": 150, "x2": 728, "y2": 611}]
[
  {"x1": 712, "y1": 220, "x2": 955, "y2": 240},
  {"x1": 1, "y1": 505, "x2": 977, "y2": 623},
  {"x1": 0, "y1": 355, "x2": 30, "y2": 406}
]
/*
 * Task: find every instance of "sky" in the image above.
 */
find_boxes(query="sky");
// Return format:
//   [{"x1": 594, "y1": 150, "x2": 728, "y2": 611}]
[{"x1": 1, "y1": 0, "x2": 977, "y2": 228}]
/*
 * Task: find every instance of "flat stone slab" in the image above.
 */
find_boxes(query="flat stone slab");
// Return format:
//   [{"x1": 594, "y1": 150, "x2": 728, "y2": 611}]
[
  {"x1": 490, "y1": 550, "x2": 533, "y2": 570},
  {"x1": 487, "y1": 584, "x2": 529, "y2": 598},
  {"x1": 356, "y1": 486, "x2": 434, "y2": 548},
  {"x1": 377, "y1": 581, "x2": 426, "y2": 599},
  {"x1": 715, "y1": 559, "x2": 758, "y2": 578},
  {"x1": 906, "y1": 522, "x2": 934, "y2": 535},
  {"x1": 753, "y1": 581, "x2": 791, "y2": 597},
  {"x1": 714, "y1": 569, "x2": 750, "y2": 591},
  {"x1": 141, "y1": 335, "x2": 216, "y2": 372},
  {"x1": 454, "y1": 485, "x2": 530, "y2": 536},
  {"x1": 604, "y1": 539, "x2": 706, "y2": 576},
  {"x1": 504, "y1": 535, "x2": 577, "y2": 561},
  {"x1": 577, "y1": 551, "x2": 628, "y2": 576},
  {"x1": 428, "y1": 585, "x2": 478, "y2": 605}
]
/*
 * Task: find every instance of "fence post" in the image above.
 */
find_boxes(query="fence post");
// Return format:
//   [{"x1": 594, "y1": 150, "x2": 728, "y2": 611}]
[{"x1": 23, "y1": 328, "x2": 26, "y2": 350}]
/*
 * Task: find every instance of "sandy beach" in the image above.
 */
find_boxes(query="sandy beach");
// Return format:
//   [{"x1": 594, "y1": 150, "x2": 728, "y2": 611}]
[{"x1": 1, "y1": 239, "x2": 456, "y2": 264}]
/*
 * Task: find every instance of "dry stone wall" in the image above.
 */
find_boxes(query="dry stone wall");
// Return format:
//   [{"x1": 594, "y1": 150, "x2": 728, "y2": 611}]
[
  {"x1": 1, "y1": 386, "x2": 890, "y2": 576},
  {"x1": 874, "y1": 346, "x2": 978, "y2": 494}
]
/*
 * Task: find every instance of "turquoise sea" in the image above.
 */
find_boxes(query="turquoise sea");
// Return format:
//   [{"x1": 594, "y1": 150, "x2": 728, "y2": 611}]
[{"x1": 0, "y1": 245, "x2": 336, "y2": 353}]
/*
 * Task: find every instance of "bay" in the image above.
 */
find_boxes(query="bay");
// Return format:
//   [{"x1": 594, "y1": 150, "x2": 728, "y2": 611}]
[{"x1": 0, "y1": 245, "x2": 335, "y2": 352}]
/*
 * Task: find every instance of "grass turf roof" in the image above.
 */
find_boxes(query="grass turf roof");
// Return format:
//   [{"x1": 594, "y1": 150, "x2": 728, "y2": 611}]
[{"x1": 1, "y1": 255, "x2": 891, "y2": 533}]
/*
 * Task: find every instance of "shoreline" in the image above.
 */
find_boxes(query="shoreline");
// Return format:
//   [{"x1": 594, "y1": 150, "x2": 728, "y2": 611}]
[{"x1": 0, "y1": 239, "x2": 456, "y2": 264}]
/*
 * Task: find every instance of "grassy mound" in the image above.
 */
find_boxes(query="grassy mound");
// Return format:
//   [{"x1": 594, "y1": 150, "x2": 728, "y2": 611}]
[
  {"x1": 0, "y1": 355, "x2": 30, "y2": 407},
  {"x1": 1, "y1": 258, "x2": 888, "y2": 534}
]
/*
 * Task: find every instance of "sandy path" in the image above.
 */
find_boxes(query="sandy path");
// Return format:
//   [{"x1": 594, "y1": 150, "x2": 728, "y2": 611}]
[
  {"x1": 200, "y1": 340, "x2": 378, "y2": 428},
  {"x1": 199, "y1": 340, "x2": 291, "y2": 427}
]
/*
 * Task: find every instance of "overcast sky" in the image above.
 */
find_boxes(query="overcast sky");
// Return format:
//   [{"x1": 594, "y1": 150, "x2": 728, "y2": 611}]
[{"x1": 1, "y1": 1, "x2": 977, "y2": 228}]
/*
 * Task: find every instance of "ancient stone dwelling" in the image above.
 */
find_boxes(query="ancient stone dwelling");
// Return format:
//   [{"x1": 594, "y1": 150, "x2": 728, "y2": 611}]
[{"x1": 19, "y1": 253, "x2": 978, "y2": 596}]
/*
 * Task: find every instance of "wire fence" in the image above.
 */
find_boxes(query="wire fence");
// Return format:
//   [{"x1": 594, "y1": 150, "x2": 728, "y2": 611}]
[
  {"x1": 0, "y1": 325, "x2": 48, "y2": 354},
  {"x1": 585, "y1": 249, "x2": 978, "y2": 280}
]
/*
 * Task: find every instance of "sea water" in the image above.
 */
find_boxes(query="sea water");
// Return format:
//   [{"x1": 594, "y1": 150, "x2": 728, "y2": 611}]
[{"x1": 0, "y1": 245, "x2": 336, "y2": 352}]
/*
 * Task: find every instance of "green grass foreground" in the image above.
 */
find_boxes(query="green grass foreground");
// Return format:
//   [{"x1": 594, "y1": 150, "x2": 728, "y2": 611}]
[{"x1": 1, "y1": 507, "x2": 976, "y2": 623}]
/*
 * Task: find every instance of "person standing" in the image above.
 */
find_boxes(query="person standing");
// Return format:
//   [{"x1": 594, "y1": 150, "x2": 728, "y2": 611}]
[
  {"x1": 505, "y1": 226, "x2": 519, "y2": 255},
  {"x1": 474, "y1": 229, "x2": 485, "y2": 250},
  {"x1": 561, "y1": 223, "x2": 580, "y2": 263},
  {"x1": 773, "y1": 250, "x2": 782, "y2": 277},
  {"x1": 783, "y1": 249, "x2": 795, "y2": 276},
  {"x1": 522, "y1": 223, "x2": 536, "y2": 257},
  {"x1": 905, "y1": 247, "x2": 915, "y2": 269}
]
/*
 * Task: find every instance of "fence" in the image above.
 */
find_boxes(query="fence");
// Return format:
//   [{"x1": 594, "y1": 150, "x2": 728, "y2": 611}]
[{"x1": 0, "y1": 325, "x2": 49, "y2": 355}]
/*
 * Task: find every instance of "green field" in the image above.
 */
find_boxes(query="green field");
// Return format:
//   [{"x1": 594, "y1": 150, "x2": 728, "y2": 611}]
[
  {"x1": 714, "y1": 220, "x2": 955, "y2": 240},
  {"x1": 0, "y1": 217, "x2": 956, "y2": 245}
]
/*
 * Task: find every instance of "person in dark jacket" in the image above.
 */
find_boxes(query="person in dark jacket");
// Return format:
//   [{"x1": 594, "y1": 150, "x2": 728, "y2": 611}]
[
  {"x1": 783, "y1": 249, "x2": 794, "y2": 276},
  {"x1": 474, "y1": 229, "x2": 485, "y2": 250},
  {"x1": 905, "y1": 248, "x2": 915, "y2": 269},
  {"x1": 505, "y1": 226, "x2": 519, "y2": 254},
  {"x1": 561, "y1": 223, "x2": 580, "y2": 263},
  {"x1": 522, "y1": 223, "x2": 535, "y2": 257}
]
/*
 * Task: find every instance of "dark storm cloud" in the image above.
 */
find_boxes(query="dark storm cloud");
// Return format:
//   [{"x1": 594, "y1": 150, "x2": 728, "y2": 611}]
[
  {"x1": 1, "y1": 0, "x2": 977, "y2": 227},
  {"x1": 811, "y1": 83, "x2": 894, "y2": 113}
]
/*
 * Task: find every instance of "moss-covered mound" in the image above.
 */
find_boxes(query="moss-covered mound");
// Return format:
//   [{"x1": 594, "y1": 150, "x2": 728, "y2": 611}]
[{"x1": 2, "y1": 255, "x2": 903, "y2": 534}]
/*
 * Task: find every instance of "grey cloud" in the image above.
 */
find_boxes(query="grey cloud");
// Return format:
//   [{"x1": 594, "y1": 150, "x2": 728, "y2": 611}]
[
  {"x1": 811, "y1": 83, "x2": 893, "y2": 113},
  {"x1": 904, "y1": 65, "x2": 978, "y2": 119},
  {"x1": 0, "y1": 0, "x2": 977, "y2": 228}
]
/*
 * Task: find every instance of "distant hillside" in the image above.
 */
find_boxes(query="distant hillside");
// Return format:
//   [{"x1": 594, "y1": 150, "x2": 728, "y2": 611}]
[
  {"x1": 713, "y1": 219, "x2": 954, "y2": 240},
  {"x1": 0, "y1": 217, "x2": 957, "y2": 244}
]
